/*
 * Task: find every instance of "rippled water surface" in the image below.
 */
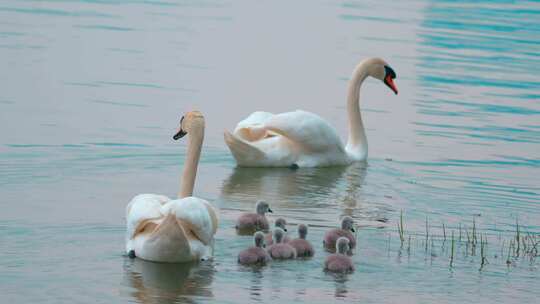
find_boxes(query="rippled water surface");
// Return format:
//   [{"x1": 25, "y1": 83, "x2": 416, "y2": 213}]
[{"x1": 1, "y1": 1, "x2": 539, "y2": 303}]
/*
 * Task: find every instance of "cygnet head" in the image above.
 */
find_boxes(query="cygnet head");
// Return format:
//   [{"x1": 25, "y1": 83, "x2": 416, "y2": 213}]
[
  {"x1": 357, "y1": 57, "x2": 398, "y2": 95},
  {"x1": 336, "y1": 237, "x2": 350, "y2": 255},
  {"x1": 255, "y1": 201, "x2": 272, "y2": 215},
  {"x1": 173, "y1": 110, "x2": 205, "y2": 140},
  {"x1": 341, "y1": 216, "x2": 355, "y2": 232},
  {"x1": 275, "y1": 218, "x2": 287, "y2": 232},
  {"x1": 273, "y1": 227, "x2": 285, "y2": 244},
  {"x1": 254, "y1": 231, "x2": 265, "y2": 248},
  {"x1": 298, "y1": 224, "x2": 308, "y2": 239}
]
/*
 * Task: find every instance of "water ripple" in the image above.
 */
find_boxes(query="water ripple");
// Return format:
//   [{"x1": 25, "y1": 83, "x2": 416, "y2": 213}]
[{"x1": 0, "y1": 6, "x2": 118, "y2": 18}]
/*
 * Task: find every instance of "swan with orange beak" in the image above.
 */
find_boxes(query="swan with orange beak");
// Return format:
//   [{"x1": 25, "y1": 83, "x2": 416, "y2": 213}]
[{"x1": 225, "y1": 57, "x2": 398, "y2": 167}]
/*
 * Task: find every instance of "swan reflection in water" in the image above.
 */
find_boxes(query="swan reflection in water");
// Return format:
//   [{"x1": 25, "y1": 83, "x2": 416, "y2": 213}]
[
  {"x1": 238, "y1": 266, "x2": 265, "y2": 302},
  {"x1": 220, "y1": 163, "x2": 368, "y2": 221},
  {"x1": 123, "y1": 258, "x2": 215, "y2": 304},
  {"x1": 331, "y1": 273, "x2": 351, "y2": 299}
]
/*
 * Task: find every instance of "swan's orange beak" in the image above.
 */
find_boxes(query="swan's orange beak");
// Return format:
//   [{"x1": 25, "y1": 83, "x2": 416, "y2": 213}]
[{"x1": 384, "y1": 74, "x2": 398, "y2": 95}]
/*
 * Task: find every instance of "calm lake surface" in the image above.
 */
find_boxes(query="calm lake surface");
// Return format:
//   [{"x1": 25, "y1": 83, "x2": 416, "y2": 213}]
[{"x1": 1, "y1": 0, "x2": 539, "y2": 303}]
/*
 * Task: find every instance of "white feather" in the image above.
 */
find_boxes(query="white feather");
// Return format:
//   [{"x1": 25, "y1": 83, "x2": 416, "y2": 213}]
[
  {"x1": 225, "y1": 58, "x2": 399, "y2": 167},
  {"x1": 225, "y1": 110, "x2": 350, "y2": 167},
  {"x1": 126, "y1": 194, "x2": 218, "y2": 262}
]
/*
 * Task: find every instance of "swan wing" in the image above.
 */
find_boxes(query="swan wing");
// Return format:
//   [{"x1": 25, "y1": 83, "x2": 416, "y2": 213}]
[
  {"x1": 161, "y1": 196, "x2": 218, "y2": 246},
  {"x1": 263, "y1": 110, "x2": 345, "y2": 153},
  {"x1": 233, "y1": 111, "x2": 276, "y2": 142},
  {"x1": 126, "y1": 194, "x2": 170, "y2": 241},
  {"x1": 234, "y1": 111, "x2": 274, "y2": 131}
]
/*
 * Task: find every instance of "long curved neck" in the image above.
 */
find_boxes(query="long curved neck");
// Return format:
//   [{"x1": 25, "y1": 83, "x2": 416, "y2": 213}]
[
  {"x1": 178, "y1": 122, "x2": 204, "y2": 198},
  {"x1": 345, "y1": 62, "x2": 369, "y2": 161}
]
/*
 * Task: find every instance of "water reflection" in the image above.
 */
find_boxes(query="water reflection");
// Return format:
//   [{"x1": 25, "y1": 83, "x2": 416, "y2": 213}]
[
  {"x1": 220, "y1": 163, "x2": 375, "y2": 223},
  {"x1": 340, "y1": 163, "x2": 368, "y2": 217},
  {"x1": 240, "y1": 267, "x2": 264, "y2": 302},
  {"x1": 123, "y1": 258, "x2": 215, "y2": 304},
  {"x1": 331, "y1": 274, "x2": 350, "y2": 299},
  {"x1": 221, "y1": 166, "x2": 347, "y2": 203},
  {"x1": 221, "y1": 163, "x2": 393, "y2": 227}
]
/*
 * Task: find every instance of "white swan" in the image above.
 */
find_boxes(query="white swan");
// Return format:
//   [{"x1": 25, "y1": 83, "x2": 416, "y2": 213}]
[
  {"x1": 224, "y1": 57, "x2": 398, "y2": 167},
  {"x1": 125, "y1": 111, "x2": 219, "y2": 263}
]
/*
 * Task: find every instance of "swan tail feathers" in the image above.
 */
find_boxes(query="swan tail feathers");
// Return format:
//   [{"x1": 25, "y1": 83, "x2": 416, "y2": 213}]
[
  {"x1": 224, "y1": 131, "x2": 264, "y2": 165},
  {"x1": 143, "y1": 213, "x2": 192, "y2": 261}
]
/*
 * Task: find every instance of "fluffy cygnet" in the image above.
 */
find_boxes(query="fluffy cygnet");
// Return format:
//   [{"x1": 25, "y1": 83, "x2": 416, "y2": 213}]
[
  {"x1": 267, "y1": 228, "x2": 296, "y2": 260},
  {"x1": 324, "y1": 237, "x2": 354, "y2": 273},
  {"x1": 238, "y1": 231, "x2": 272, "y2": 265},
  {"x1": 323, "y1": 216, "x2": 356, "y2": 254},
  {"x1": 288, "y1": 224, "x2": 314, "y2": 258},
  {"x1": 265, "y1": 218, "x2": 290, "y2": 246},
  {"x1": 236, "y1": 201, "x2": 272, "y2": 235}
]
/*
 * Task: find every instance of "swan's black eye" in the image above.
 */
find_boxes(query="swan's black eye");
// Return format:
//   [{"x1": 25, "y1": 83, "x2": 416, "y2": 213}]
[{"x1": 384, "y1": 65, "x2": 396, "y2": 79}]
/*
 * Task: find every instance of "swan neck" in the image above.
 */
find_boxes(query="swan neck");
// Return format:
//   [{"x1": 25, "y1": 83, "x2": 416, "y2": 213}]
[
  {"x1": 346, "y1": 62, "x2": 369, "y2": 160},
  {"x1": 178, "y1": 123, "x2": 204, "y2": 198}
]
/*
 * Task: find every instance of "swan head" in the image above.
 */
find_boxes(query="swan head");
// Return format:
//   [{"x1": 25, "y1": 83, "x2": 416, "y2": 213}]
[
  {"x1": 275, "y1": 217, "x2": 287, "y2": 232},
  {"x1": 341, "y1": 216, "x2": 355, "y2": 232},
  {"x1": 362, "y1": 57, "x2": 398, "y2": 95},
  {"x1": 273, "y1": 227, "x2": 285, "y2": 244},
  {"x1": 255, "y1": 200, "x2": 272, "y2": 215},
  {"x1": 173, "y1": 111, "x2": 205, "y2": 140},
  {"x1": 336, "y1": 237, "x2": 350, "y2": 254},
  {"x1": 254, "y1": 231, "x2": 266, "y2": 248},
  {"x1": 298, "y1": 223, "x2": 308, "y2": 239}
]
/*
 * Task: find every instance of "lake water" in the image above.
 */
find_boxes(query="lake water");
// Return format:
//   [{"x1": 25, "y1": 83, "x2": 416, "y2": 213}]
[{"x1": 1, "y1": 0, "x2": 539, "y2": 303}]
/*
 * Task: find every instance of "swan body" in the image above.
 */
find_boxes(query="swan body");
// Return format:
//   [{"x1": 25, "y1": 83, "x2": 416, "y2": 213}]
[
  {"x1": 125, "y1": 111, "x2": 218, "y2": 263},
  {"x1": 225, "y1": 110, "x2": 350, "y2": 167},
  {"x1": 126, "y1": 195, "x2": 217, "y2": 262},
  {"x1": 225, "y1": 58, "x2": 398, "y2": 167}
]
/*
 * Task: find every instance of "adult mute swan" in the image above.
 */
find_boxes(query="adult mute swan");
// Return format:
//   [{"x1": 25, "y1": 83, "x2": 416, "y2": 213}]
[
  {"x1": 125, "y1": 111, "x2": 219, "y2": 263},
  {"x1": 224, "y1": 57, "x2": 398, "y2": 167}
]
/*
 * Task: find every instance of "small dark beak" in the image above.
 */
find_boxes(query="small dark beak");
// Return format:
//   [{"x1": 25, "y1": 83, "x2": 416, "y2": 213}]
[
  {"x1": 351, "y1": 227, "x2": 356, "y2": 233},
  {"x1": 384, "y1": 75, "x2": 398, "y2": 95},
  {"x1": 173, "y1": 129, "x2": 187, "y2": 140},
  {"x1": 268, "y1": 208, "x2": 273, "y2": 213}
]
